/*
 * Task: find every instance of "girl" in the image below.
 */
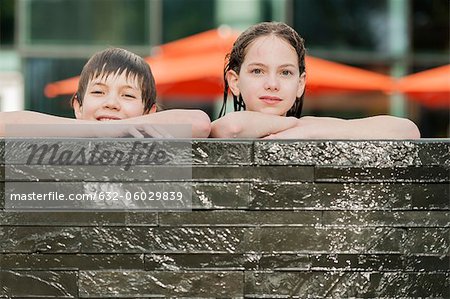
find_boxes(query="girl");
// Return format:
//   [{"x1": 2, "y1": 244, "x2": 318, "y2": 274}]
[
  {"x1": 211, "y1": 22, "x2": 420, "y2": 139},
  {"x1": 0, "y1": 48, "x2": 211, "y2": 138}
]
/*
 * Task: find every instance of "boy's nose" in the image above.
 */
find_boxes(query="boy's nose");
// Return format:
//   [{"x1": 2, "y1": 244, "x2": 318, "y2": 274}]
[
  {"x1": 264, "y1": 73, "x2": 280, "y2": 91},
  {"x1": 103, "y1": 95, "x2": 121, "y2": 110}
]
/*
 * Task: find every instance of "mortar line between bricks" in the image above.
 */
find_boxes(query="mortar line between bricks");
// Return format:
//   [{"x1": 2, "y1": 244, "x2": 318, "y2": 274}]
[
  {"x1": 322, "y1": 271, "x2": 347, "y2": 297},
  {"x1": 364, "y1": 226, "x2": 397, "y2": 253},
  {"x1": 313, "y1": 165, "x2": 318, "y2": 182},
  {"x1": 76, "y1": 269, "x2": 80, "y2": 299},
  {"x1": 250, "y1": 141, "x2": 256, "y2": 165},
  {"x1": 320, "y1": 210, "x2": 325, "y2": 227}
]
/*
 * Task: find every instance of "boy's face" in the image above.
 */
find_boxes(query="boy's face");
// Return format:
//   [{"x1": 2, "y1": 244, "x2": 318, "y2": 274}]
[{"x1": 74, "y1": 71, "x2": 148, "y2": 121}]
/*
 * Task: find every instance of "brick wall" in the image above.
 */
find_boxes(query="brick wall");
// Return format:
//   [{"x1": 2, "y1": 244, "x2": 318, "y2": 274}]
[{"x1": 0, "y1": 139, "x2": 449, "y2": 298}]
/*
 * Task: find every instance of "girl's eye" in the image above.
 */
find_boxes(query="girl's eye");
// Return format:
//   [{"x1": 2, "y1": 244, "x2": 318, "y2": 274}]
[
  {"x1": 251, "y1": 68, "x2": 263, "y2": 75},
  {"x1": 281, "y1": 70, "x2": 293, "y2": 76},
  {"x1": 124, "y1": 94, "x2": 136, "y2": 99},
  {"x1": 91, "y1": 90, "x2": 103, "y2": 95}
]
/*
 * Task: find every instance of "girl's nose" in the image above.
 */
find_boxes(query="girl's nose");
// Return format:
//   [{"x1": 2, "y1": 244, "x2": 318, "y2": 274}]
[{"x1": 264, "y1": 73, "x2": 280, "y2": 91}]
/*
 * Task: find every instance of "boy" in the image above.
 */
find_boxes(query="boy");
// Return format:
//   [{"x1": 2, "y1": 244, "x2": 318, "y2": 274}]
[{"x1": 0, "y1": 48, "x2": 211, "y2": 138}]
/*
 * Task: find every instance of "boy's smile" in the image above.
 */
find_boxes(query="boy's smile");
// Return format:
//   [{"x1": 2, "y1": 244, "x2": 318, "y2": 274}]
[{"x1": 74, "y1": 71, "x2": 147, "y2": 121}]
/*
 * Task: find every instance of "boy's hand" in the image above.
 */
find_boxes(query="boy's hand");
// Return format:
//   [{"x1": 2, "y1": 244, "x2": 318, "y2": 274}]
[
  {"x1": 93, "y1": 123, "x2": 175, "y2": 138},
  {"x1": 135, "y1": 124, "x2": 174, "y2": 138}
]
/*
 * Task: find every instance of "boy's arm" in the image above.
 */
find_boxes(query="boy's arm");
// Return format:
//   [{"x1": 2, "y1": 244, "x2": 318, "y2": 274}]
[
  {"x1": 0, "y1": 111, "x2": 86, "y2": 137},
  {"x1": 127, "y1": 109, "x2": 211, "y2": 138},
  {"x1": 210, "y1": 111, "x2": 299, "y2": 138},
  {"x1": 0, "y1": 111, "x2": 144, "y2": 137},
  {"x1": 266, "y1": 115, "x2": 421, "y2": 139},
  {"x1": 0, "y1": 110, "x2": 211, "y2": 138}
]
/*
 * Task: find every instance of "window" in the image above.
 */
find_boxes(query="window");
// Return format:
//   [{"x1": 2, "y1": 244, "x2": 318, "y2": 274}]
[
  {"x1": 0, "y1": 0, "x2": 15, "y2": 47},
  {"x1": 412, "y1": 0, "x2": 449, "y2": 53},
  {"x1": 25, "y1": 57, "x2": 86, "y2": 116},
  {"x1": 162, "y1": 0, "x2": 216, "y2": 43},
  {"x1": 293, "y1": 0, "x2": 388, "y2": 52},
  {"x1": 26, "y1": 0, "x2": 149, "y2": 46}
]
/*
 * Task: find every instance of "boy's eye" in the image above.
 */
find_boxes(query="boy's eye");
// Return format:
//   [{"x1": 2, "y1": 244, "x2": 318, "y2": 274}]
[
  {"x1": 91, "y1": 90, "x2": 104, "y2": 95},
  {"x1": 124, "y1": 94, "x2": 136, "y2": 99},
  {"x1": 251, "y1": 68, "x2": 263, "y2": 75}
]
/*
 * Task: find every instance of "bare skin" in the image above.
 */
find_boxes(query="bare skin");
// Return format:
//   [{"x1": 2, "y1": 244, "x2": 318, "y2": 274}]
[
  {"x1": 0, "y1": 72, "x2": 211, "y2": 138},
  {"x1": 0, "y1": 109, "x2": 211, "y2": 138},
  {"x1": 211, "y1": 112, "x2": 420, "y2": 139},
  {"x1": 211, "y1": 35, "x2": 420, "y2": 140}
]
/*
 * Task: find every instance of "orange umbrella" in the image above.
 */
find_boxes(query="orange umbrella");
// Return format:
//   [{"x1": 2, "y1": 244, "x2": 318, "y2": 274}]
[
  {"x1": 145, "y1": 52, "x2": 226, "y2": 99},
  {"x1": 397, "y1": 65, "x2": 450, "y2": 108},
  {"x1": 45, "y1": 77, "x2": 80, "y2": 99},
  {"x1": 44, "y1": 51, "x2": 228, "y2": 100},
  {"x1": 45, "y1": 28, "x2": 239, "y2": 100},
  {"x1": 45, "y1": 28, "x2": 394, "y2": 100},
  {"x1": 305, "y1": 56, "x2": 394, "y2": 94},
  {"x1": 153, "y1": 27, "x2": 239, "y2": 59}
]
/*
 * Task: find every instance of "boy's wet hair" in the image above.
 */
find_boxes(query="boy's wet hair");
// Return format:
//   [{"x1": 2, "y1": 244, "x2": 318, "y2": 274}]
[
  {"x1": 71, "y1": 48, "x2": 156, "y2": 113},
  {"x1": 220, "y1": 22, "x2": 306, "y2": 118}
]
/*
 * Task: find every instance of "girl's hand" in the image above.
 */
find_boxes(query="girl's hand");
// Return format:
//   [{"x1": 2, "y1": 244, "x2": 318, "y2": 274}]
[
  {"x1": 262, "y1": 126, "x2": 307, "y2": 139},
  {"x1": 268, "y1": 116, "x2": 421, "y2": 140},
  {"x1": 211, "y1": 111, "x2": 298, "y2": 138}
]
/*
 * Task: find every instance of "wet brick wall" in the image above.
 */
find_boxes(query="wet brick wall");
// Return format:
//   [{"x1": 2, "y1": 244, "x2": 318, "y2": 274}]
[{"x1": 0, "y1": 139, "x2": 449, "y2": 298}]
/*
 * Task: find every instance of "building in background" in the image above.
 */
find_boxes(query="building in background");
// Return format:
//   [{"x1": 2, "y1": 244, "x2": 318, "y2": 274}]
[{"x1": 0, "y1": 0, "x2": 448, "y2": 137}]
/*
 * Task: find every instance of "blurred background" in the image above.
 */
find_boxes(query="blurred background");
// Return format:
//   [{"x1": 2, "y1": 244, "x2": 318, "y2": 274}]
[{"x1": 0, "y1": 0, "x2": 448, "y2": 137}]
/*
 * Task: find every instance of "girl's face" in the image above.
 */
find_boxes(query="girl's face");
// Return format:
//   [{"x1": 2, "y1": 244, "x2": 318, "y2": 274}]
[
  {"x1": 227, "y1": 35, "x2": 305, "y2": 116},
  {"x1": 74, "y1": 71, "x2": 150, "y2": 121}
]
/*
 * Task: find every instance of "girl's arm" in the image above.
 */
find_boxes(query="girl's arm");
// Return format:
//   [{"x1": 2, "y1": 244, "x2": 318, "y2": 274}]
[
  {"x1": 210, "y1": 111, "x2": 299, "y2": 138},
  {"x1": 0, "y1": 110, "x2": 211, "y2": 138},
  {"x1": 266, "y1": 115, "x2": 421, "y2": 139}
]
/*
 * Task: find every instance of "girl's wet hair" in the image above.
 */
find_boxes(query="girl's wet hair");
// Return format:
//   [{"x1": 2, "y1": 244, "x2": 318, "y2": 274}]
[
  {"x1": 71, "y1": 48, "x2": 156, "y2": 113},
  {"x1": 219, "y1": 22, "x2": 306, "y2": 118}
]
